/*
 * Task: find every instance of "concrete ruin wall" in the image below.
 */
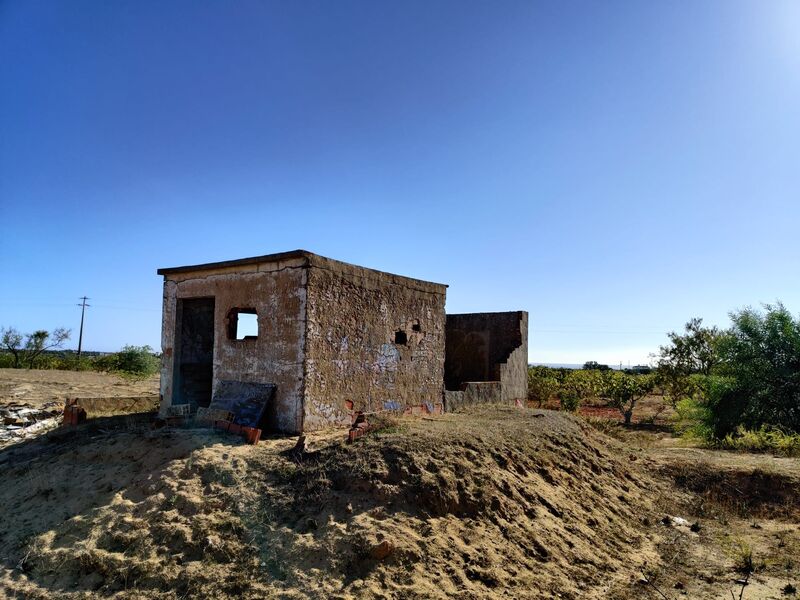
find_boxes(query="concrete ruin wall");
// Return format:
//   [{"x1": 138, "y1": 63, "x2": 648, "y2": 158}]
[
  {"x1": 159, "y1": 258, "x2": 307, "y2": 433},
  {"x1": 303, "y1": 256, "x2": 447, "y2": 430},
  {"x1": 444, "y1": 311, "x2": 528, "y2": 408},
  {"x1": 444, "y1": 382, "x2": 502, "y2": 412}
]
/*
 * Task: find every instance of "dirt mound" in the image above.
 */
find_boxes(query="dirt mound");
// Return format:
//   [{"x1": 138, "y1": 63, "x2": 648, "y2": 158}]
[{"x1": 0, "y1": 407, "x2": 663, "y2": 599}]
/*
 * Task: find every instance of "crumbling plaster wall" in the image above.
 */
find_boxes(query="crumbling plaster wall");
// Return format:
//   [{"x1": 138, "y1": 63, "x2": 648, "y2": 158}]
[
  {"x1": 303, "y1": 257, "x2": 447, "y2": 430},
  {"x1": 444, "y1": 311, "x2": 529, "y2": 403},
  {"x1": 160, "y1": 260, "x2": 307, "y2": 433}
]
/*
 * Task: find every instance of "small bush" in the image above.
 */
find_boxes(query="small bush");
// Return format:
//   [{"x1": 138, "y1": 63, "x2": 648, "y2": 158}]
[
  {"x1": 527, "y1": 367, "x2": 559, "y2": 406},
  {"x1": 92, "y1": 353, "x2": 119, "y2": 373},
  {"x1": 0, "y1": 352, "x2": 15, "y2": 368},
  {"x1": 91, "y1": 346, "x2": 159, "y2": 378},
  {"x1": 559, "y1": 390, "x2": 581, "y2": 413},
  {"x1": 718, "y1": 426, "x2": 800, "y2": 457},
  {"x1": 673, "y1": 397, "x2": 714, "y2": 441},
  {"x1": 113, "y1": 345, "x2": 160, "y2": 377}
]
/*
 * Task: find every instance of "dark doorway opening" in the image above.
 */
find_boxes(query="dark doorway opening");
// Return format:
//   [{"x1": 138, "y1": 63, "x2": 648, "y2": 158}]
[{"x1": 173, "y1": 297, "x2": 215, "y2": 409}]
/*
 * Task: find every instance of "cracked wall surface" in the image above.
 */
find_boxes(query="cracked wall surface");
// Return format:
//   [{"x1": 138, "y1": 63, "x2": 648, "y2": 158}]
[{"x1": 303, "y1": 256, "x2": 447, "y2": 430}]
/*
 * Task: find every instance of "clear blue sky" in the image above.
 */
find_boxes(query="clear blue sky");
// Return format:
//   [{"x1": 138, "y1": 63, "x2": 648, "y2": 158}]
[{"x1": 1, "y1": 1, "x2": 799, "y2": 365}]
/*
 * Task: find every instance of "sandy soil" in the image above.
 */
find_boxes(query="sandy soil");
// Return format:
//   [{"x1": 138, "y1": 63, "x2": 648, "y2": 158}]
[
  {"x1": 0, "y1": 407, "x2": 666, "y2": 599},
  {"x1": 0, "y1": 369, "x2": 159, "y2": 408},
  {"x1": 0, "y1": 374, "x2": 797, "y2": 599}
]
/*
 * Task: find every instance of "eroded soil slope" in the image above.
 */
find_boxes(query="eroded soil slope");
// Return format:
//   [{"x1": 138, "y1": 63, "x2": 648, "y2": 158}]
[{"x1": 0, "y1": 408, "x2": 664, "y2": 599}]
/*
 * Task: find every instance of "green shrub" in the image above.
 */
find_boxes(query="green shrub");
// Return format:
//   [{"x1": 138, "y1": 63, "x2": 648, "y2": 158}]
[
  {"x1": 710, "y1": 303, "x2": 800, "y2": 436},
  {"x1": 91, "y1": 353, "x2": 119, "y2": 373},
  {"x1": 112, "y1": 345, "x2": 160, "y2": 377},
  {"x1": 91, "y1": 345, "x2": 159, "y2": 378},
  {"x1": 527, "y1": 366, "x2": 559, "y2": 406},
  {"x1": 563, "y1": 369, "x2": 603, "y2": 401},
  {"x1": 673, "y1": 396, "x2": 714, "y2": 441},
  {"x1": 559, "y1": 389, "x2": 581, "y2": 413},
  {"x1": 718, "y1": 426, "x2": 800, "y2": 457},
  {"x1": 0, "y1": 352, "x2": 15, "y2": 368}
]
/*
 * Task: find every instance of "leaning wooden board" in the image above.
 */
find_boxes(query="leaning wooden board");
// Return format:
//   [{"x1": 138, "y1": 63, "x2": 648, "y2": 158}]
[{"x1": 208, "y1": 381, "x2": 276, "y2": 428}]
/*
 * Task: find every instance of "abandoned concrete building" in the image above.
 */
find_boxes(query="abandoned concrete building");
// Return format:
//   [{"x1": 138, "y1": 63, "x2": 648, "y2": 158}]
[{"x1": 157, "y1": 250, "x2": 527, "y2": 434}]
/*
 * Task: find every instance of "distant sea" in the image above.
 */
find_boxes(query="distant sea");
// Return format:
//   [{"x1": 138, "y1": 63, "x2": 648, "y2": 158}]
[{"x1": 530, "y1": 363, "x2": 629, "y2": 370}]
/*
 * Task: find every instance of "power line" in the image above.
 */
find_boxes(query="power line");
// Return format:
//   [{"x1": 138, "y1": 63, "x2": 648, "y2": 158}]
[{"x1": 77, "y1": 296, "x2": 90, "y2": 361}]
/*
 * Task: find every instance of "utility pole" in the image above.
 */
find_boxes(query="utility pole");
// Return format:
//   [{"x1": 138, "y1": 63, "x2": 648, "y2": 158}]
[{"x1": 77, "y1": 296, "x2": 90, "y2": 361}]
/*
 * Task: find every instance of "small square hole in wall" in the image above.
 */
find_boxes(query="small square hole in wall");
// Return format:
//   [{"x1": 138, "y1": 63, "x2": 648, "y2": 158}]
[
  {"x1": 412, "y1": 323, "x2": 422, "y2": 332},
  {"x1": 228, "y1": 308, "x2": 258, "y2": 340},
  {"x1": 394, "y1": 330, "x2": 408, "y2": 345}
]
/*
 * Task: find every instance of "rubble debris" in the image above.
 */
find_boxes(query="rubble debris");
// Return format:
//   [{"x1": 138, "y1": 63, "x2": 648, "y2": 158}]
[
  {"x1": 63, "y1": 404, "x2": 87, "y2": 426},
  {"x1": 195, "y1": 407, "x2": 234, "y2": 426},
  {"x1": 213, "y1": 419, "x2": 262, "y2": 445},
  {"x1": 0, "y1": 402, "x2": 62, "y2": 447},
  {"x1": 347, "y1": 412, "x2": 372, "y2": 443},
  {"x1": 207, "y1": 381, "x2": 275, "y2": 429}
]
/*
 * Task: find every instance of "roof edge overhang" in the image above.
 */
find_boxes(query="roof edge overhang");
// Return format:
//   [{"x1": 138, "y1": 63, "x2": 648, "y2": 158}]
[{"x1": 157, "y1": 249, "x2": 448, "y2": 293}]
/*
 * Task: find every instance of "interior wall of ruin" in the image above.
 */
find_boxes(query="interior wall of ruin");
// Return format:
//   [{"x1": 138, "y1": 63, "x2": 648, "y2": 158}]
[{"x1": 444, "y1": 311, "x2": 528, "y2": 403}]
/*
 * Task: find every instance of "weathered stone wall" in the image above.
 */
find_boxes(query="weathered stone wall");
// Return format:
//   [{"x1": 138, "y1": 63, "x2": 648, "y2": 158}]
[
  {"x1": 444, "y1": 382, "x2": 502, "y2": 412},
  {"x1": 303, "y1": 257, "x2": 447, "y2": 430},
  {"x1": 498, "y1": 311, "x2": 528, "y2": 402},
  {"x1": 444, "y1": 311, "x2": 528, "y2": 403},
  {"x1": 159, "y1": 259, "x2": 307, "y2": 433}
]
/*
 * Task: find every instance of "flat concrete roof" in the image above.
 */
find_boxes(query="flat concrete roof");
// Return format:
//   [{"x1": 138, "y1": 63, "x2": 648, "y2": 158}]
[{"x1": 157, "y1": 249, "x2": 448, "y2": 292}]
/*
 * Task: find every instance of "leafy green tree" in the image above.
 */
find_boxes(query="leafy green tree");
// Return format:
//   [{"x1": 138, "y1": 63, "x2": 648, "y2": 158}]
[
  {"x1": 566, "y1": 370, "x2": 602, "y2": 399},
  {"x1": 558, "y1": 369, "x2": 603, "y2": 412},
  {"x1": 708, "y1": 303, "x2": 800, "y2": 436},
  {"x1": 607, "y1": 373, "x2": 656, "y2": 425},
  {"x1": 583, "y1": 361, "x2": 610, "y2": 371},
  {"x1": 658, "y1": 317, "x2": 721, "y2": 376},
  {"x1": 656, "y1": 318, "x2": 721, "y2": 406}
]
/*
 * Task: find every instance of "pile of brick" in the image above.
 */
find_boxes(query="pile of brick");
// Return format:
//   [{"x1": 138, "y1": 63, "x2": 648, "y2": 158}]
[{"x1": 212, "y1": 419, "x2": 261, "y2": 444}]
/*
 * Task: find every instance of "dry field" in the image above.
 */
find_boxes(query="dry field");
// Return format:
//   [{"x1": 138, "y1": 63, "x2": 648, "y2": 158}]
[
  {"x1": 0, "y1": 369, "x2": 159, "y2": 408},
  {"x1": 0, "y1": 369, "x2": 159, "y2": 449},
  {"x1": 0, "y1": 372, "x2": 797, "y2": 599}
]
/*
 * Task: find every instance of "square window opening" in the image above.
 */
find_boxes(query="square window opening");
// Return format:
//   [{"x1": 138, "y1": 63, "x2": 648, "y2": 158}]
[
  {"x1": 228, "y1": 308, "x2": 258, "y2": 340},
  {"x1": 394, "y1": 330, "x2": 408, "y2": 345}
]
